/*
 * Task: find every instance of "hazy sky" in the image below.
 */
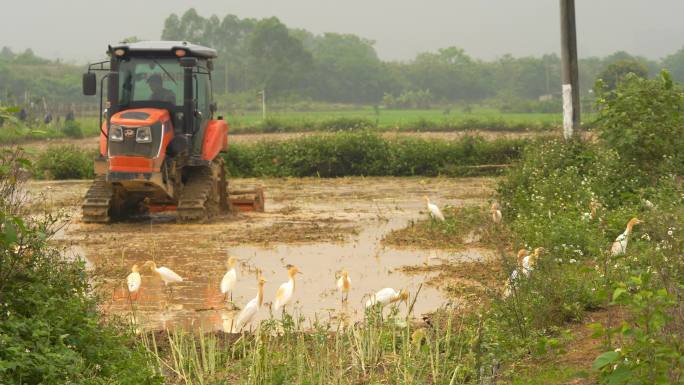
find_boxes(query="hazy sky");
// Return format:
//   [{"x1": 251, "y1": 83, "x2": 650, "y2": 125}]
[{"x1": 1, "y1": 0, "x2": 683, "y2": 63}]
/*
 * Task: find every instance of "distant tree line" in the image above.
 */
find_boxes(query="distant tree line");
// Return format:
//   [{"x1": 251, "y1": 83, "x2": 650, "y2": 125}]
[
  {"x1": 3, "y1": 8, "x2": 684, "y2": 111},
  {"x1": 160, "y1": 9, "x2": 684, "y2": 107},
  {"x1": 0, "y1": 47, "x2": 86, "y2": 106}
]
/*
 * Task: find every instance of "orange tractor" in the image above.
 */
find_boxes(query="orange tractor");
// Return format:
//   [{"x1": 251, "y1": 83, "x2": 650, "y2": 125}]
[{"x1": 81, "y1": 41, "x2": 263, "y2": 222}]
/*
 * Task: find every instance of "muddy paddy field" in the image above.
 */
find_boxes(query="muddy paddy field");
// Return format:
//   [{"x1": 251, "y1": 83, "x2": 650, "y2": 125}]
[{"x1": 29, "y1": 176, "x2": 502, "y2": 332}]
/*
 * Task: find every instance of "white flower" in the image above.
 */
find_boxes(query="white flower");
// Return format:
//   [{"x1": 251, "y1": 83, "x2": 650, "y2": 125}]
[
  {"x1": 614, "y1": 347, "x2": 622, "y2": 353},
  {"x1": 569, "y1": 259, "x2": 577, "y2": 264},
  {"x1": 667, "y1": 230, "x2": 673, "y2": 236}
]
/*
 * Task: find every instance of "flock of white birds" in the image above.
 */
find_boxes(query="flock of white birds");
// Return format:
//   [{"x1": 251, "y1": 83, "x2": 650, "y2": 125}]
[{"x1": 124, "y1": 196, "x2": 642, "y2": 331}]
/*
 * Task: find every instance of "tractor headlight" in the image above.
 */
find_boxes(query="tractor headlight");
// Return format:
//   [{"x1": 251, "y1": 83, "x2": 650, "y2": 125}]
[
  {"x1": 110, "y1": 124, "x2": 124, "y2": 142},
  {"x1": 136, "y1": 126, "x2": 152, "y2": 143}
]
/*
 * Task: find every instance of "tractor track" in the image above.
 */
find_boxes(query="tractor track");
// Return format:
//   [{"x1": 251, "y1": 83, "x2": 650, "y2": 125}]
[
  {"x1": 176, "y1": 160, "x2": 221, "y2": 222},
  {"x1": 81, "y1": 175, "x2": 115, "y2": 223}
]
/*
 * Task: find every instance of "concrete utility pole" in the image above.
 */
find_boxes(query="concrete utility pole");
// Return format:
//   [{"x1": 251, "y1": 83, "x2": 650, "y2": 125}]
[
  {"x1": 560, "y1": 0, "x2": 580, "y2": 139},
  {"x1": 258, "y1": 90, "x2": 266, "y2": 120}
]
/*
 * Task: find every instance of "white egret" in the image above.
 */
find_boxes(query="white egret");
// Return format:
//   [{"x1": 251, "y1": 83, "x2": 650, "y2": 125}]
[
  {"x1": 126, "y1": 264, "x2": 142, "y2": 300},
  {"x1": 503, "y1": 249, "x2": 531, "y2": 297},
  {"x1": 423, "y1": 195, "x2": 445, "y2": 222},
  {"x1": 273, "y1": 265, "x2": 301, "y2": 312},
  {"x1": 220, "y1": 256, "x2": 238, "y2": 302},
  {"x1": 490, "y1": 202, "x2": 502, "y2": 224},
  {"x1": 365, "y1": 288, "x2": 409, "y2": 308},
  {"x1": 336, "y1": 270, "x2": 351, "y2": 302},
  {"x1": 611, "y1": 218, "x2": 642, "y2": 256},
  {"x1": 143, "y1": 260, "x2": 183, "y2": 293},
  {"x1": 589, "y1": 199, "x2": 600, "y2": 220},
  {"x1": 522, "y1": 247, "x2": 543, "y2": 275},
  {"x1": 235, "y1": 276, "x2": 266, "y2": 332}
]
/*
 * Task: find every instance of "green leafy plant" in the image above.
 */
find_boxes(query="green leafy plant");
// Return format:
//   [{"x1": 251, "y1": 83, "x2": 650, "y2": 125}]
[
  {"x1": 0, "y1": 148, "x2": 159, "y2": 384},
  {"x1": 35, "y1": 145, "x2": 95, "y2": 179},
  {"x1": 594, "y1": 71, "x2": 684, "y2": 174}
]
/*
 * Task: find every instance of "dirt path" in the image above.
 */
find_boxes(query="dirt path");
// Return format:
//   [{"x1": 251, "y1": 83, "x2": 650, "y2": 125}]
[
  {"x1": 499, "y1": 307, "x2": 626, "y2": 385},
  {"x1": 31, "y1": 176, "x2": 501, "y2": 332}
]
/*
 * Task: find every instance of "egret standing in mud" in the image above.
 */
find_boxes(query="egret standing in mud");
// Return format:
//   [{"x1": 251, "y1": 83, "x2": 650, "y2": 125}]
[
  {"x1": 336, "y1": 270, "x2": 351, "y2": 303},
  {"x1": 273, "y1": 265, "x2": 301, "y2": 313},
  {"x1": 611, "y1": 218, "x2": 642, "y2": 256},
  {"x1": 235, "y1": 276, "x2": 266, "y2": 332},
  {"x1": 220, "y1": 256, "x2": 238, "y2": 303},
  {"x1": 423, "y1": 195, "x2": 445, "y2": 222},
  {"x1": 143, "y1": 261, "x2": 183, "y2": 297},
  {"x1": 126, "y1": 264, "x2": 142, "y2": 300},
  {"x1": 365, "y1": 288, "x2": 409, "y2": 308}
]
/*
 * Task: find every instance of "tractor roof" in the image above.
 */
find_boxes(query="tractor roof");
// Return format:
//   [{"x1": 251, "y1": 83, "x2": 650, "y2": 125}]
[{"x1": 109, "y1": 41, "x2": 217, "y2": 59}]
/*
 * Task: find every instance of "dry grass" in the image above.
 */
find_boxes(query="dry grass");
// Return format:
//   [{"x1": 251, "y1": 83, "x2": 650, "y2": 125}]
[
  {"x1": 383, "y1": 206, "x2": 508, "y2": 250},
  {"x1": 401, "y1": 259, "x2": 504, "y2": 302}
]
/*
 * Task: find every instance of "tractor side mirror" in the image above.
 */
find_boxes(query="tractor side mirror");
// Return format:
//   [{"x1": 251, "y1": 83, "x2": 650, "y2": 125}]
[
  {"x1": 179, "y1": 57, "x2": 198, "y2": 68},
  {"x1": 210, "y1": 102, "x2": 217, "y2": 114},
  {"x1": 82, "y1": 72, "x2": 97, "y2": 95}
]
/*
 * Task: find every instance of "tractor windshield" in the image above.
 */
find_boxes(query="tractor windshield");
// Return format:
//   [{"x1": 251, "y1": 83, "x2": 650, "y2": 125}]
[{"x1": 118, "y1": 57, "x2": 184, "y2": 106}]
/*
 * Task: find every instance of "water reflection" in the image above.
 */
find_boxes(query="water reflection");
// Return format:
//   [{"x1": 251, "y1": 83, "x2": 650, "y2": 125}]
[{"x1": 100, "y1": 216, "x2": 492, "y2": 332}]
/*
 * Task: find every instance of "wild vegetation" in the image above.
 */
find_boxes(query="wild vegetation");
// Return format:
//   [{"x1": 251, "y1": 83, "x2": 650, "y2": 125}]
[
  {"x1": 119, "y1": 72, "x2": 684, "y2": 385},
  {"x1": 0, "y1": 117, "x2": 99, "y2": 143},
  {"x1": 25, "y1": 133, "x2": 526, "y2": 180},
  {"x1": 224, "y1": 132, "x2": 526, "y2": 178},
  {"x1": 0, "y1": 107, "x2": 558, "y2": 143},
  {"x1": 226, "y1": 107, "x2": 560, "y2": 134},
  {"x1": 3, "y1": 37, "x2": 684, "y2": 383},
  {"x1": 0, "y1": 148, "x2": 160, "y2": 384}
]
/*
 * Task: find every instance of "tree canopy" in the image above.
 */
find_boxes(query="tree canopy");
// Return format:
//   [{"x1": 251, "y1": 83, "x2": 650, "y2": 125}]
[{"x1": 3, "y1": 8, "x2": 684, "y2": 110}]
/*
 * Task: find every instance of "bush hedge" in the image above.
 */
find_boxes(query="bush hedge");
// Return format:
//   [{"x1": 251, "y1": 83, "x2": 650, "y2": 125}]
[
  {"x1": 29, "y1": 132, "x2": 527, "y2": 180},
  {"x1": 224, "y1": 131, "x2": 527, "y2": 178}
]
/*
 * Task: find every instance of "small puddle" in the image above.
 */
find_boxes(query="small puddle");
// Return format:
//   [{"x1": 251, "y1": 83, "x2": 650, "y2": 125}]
[{"x1": 102, "y1": 216, "x2": 493, "y2": 332}]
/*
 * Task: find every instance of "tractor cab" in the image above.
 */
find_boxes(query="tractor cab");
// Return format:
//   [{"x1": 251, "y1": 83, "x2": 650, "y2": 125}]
[
  {"x1": 80, "y1": 41, "x2": 262, "y2": 223},
  {"x1": 83, "y1": 41, "x2": 223, "y2": 165}
]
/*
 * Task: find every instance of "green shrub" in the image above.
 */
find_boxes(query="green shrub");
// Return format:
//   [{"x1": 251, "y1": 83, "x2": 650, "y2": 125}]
[
  {"x1": 494, "y1": 128, "x2": 683, "y2": 382},
  {"x1": 382, "y1": 89, "x2": 434, "y2": 109},
  {"x1": 594, "y1": 71, "x2": 684, "y2": 173},
  {"x1": 61, "y1": 119, "x2": 84, "y2": 138},
  {"x1": 0, "y1": 149, "x2": 159, "y2": 384},
  {"x1": 224, "y1": 131, "x2": 526, "y2": 177},
  {"x1": 317, "y1": 116, "x2": 374, "y2": 131},
  {"x1": 35, "y1": 145, "x2": 95, "y2": 180}
]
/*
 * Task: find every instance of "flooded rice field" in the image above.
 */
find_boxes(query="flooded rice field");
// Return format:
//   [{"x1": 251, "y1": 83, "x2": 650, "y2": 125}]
[{"x1": 30, "y1": 176, "x2": 499, "y2": 332}]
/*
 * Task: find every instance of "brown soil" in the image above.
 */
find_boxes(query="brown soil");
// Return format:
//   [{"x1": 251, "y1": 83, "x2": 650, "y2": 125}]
[
  {"x1": 554, "y1": 307, "x2": 627, "y2": 384},
  {"x1": 31, "y1": 176, "x2": 501, "y2": 331},
  {"x1": 400, "y1": 257, "x2": 503, "y2": 300},
  {"x1": 500, "y1": 306, "x2": 628, "y2": 385}
]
